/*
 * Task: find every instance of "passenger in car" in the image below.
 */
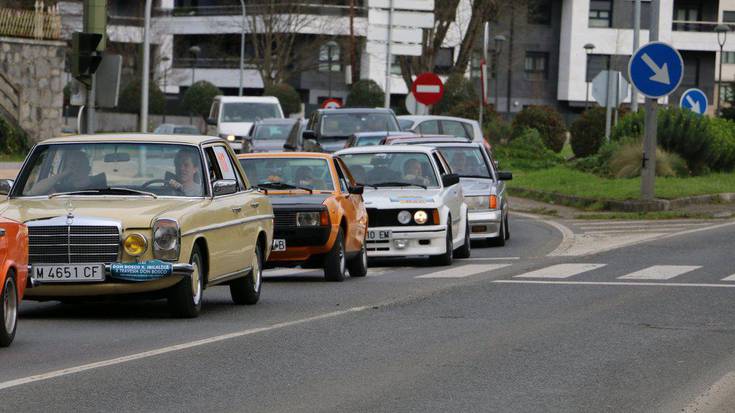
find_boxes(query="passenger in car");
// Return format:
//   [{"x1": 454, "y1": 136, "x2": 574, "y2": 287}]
[{"x1": 27, "y1": 150, "x2": 105, "y2": 195}]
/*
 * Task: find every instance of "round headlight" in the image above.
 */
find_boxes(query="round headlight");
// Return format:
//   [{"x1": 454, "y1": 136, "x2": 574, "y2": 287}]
[
  {"x1": 414, "y1": 210, "x2": 428, "y2": 225},
  {"x1": 154, "y1": 225, "x2": 178, "y2": 251},
  {"x1": 397, "y1": 210, "x2": 412, "y2": 224},
  {"x1": 226, "y1": 135, "x2": 236, "y2": 142},
  {"x1": 124, "y1": 233, "x2": 148, "y2": 257}
]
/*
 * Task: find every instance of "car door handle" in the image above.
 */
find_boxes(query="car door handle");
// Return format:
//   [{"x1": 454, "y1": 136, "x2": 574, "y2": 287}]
[
  {"x1": 249, "y1": 202, "x2": 259, "y2": 208},
  {"x1": 232, "y1": 207, "x2": 242, "y2": 213}
]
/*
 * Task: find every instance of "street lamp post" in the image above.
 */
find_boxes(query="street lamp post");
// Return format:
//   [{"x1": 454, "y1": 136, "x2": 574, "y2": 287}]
[
  {"x1": 161, "y1": 56, "x2": 170, "y2": 124},
  {"x1": 584, "y1": 43, "x2": 596, "y2": 109},
  {"x1": 716, "y1": 24, "x2": 730, "y2": 116},
  {"x1": 493, "y1": 35, "x2": 506, "y2": 111},
  {"x1": 188, "y1": 45, "x2": 201, "y2": 125},
  {"x1": 239, "y1": 0, "x2": 246, "y2": 96}
]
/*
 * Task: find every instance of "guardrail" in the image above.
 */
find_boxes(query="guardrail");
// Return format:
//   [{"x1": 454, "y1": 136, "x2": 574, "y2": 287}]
[{"x1": 0, "y1": 2, "x2": 61, "y2": 40}]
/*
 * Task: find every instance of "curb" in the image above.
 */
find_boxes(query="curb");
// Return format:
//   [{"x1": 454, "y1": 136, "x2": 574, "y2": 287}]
[{"x1": 510, "y1": 188, "x2": 735, "y2": 213}]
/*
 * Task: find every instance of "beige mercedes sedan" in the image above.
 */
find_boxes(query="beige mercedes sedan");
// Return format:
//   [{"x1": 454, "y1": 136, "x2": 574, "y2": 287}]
[{"x1": 0, "y1": 134, "x2": 273, "y2": 318}]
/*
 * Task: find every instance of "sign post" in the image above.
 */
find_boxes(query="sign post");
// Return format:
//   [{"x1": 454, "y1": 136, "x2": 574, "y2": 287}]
[
  {"x1": 628, "y1": 38, "x2": 683, "y2": 200},
  {"x1": 679, "y1": 88, "x2": 708, "y2": 115}
]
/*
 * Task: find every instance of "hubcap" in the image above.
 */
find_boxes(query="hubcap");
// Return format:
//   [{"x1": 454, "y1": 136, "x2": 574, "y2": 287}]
[
  {"x1": 191, "y1": 258, "x2": 202, "y2": 305},
  {"x1": 253, "y1": 249, "x2": 262, "y2": 292},
  {"x1": 3, "y1": 277, "x2": 17, "y2": 335}
]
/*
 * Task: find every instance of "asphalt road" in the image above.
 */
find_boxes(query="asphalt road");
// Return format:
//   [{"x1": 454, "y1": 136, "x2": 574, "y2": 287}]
[{"x1": 1, "y1": 214, "x2": 735, "y2": 412}]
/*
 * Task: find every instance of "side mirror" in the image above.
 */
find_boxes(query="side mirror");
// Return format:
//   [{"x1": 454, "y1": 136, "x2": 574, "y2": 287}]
[
  {"x1": 206, "y1": 117, "x2": 217, "y2": 126},
  {"x1": 348, "y1": 185, "x2": 364, "y2": 195},
  {"x1": 212, "y1": 179, "x2": 238, "y2": 196},
  {"x1": 441, "y1": 173, "x2": 460, "y2": 187},
  {"x1": 303, "y1": 129, "x2": 317, "y2": 140},
  {"x1": 0, "y1": 179, "x2": 14, "y2": 196},
  {"x1": 283, "y1": 142, "x2": 296, "y2": 151},
  {"x1": 497, "y1": 171, "x2": 513, "y2": 181}
]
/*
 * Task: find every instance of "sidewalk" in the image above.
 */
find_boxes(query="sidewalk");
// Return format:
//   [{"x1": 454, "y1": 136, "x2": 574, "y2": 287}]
[{"x1": 0, "y1": 162, "x2": 21, "y2": 180}]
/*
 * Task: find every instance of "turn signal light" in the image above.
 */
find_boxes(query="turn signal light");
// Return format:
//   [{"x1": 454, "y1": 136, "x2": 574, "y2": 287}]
[
  {"x1": 320, "y1": 210, "x2": 330, "y2": 226},
  {"x1": 489, "y1": 195, "x2": 498, "y2": 210},
  {"x1": 432, "y1": 209, "x2": 440, "y2": 225}
]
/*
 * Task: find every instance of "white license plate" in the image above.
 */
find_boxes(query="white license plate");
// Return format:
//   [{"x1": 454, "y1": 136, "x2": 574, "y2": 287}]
[
  {"x1": 367, "y1": 230, "x2": 391, "y2": 241},
  {"x1": 272, "y1": 239, "x2": 287, "y2": 252},
  {"x1": 33, "y1": 264, "x2": 105, "y2": 283}
]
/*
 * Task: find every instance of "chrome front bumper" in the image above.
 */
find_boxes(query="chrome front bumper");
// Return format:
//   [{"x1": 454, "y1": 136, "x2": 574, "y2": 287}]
[
  {"x1": 26, "y1": 263, "x2": 194, "y2": 289},
  {"x1": 366, "y1": 225, "x2": 448, "y2": 257}
]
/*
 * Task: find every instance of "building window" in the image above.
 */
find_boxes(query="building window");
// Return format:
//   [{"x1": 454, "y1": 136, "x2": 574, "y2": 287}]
[
  {"x1": 524, "y1": 52, "x2": 548, "y2": 81},
  {"x1": 318, "y1": 42, "x2": 341, "y2": 72},
  {"x1": 589, "y1": 0, "x2": 612, "y2": 28},
  {"x1": 724, "y1": 52, "x2": 735, "y2": 64},
  {"x1": 586, "y1": 54, "x2": 611, "y2": 82},
  {"x1": 723, "y1": 11, "x2": 735, "y2": 23},
  {"x1": 391, "y1": 55, "x2": 401, "y2": 75},
  {"x1": 528, "y1": 0, "x2": 552, "y2": 25},
  {"x1": 434, "y1": 47, "x2": 454, "y2": 73},
  {"x1": 673, "y1": 4, "x2": 701, "y2": 31}
]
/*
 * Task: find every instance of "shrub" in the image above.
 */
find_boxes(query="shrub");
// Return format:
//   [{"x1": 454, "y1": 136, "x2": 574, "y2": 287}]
[
  {"x1": 570, "y1": 107, "x2": 606, "y2": 158},
  {"x1": 432, "y1": 73, "x2": 477, "y2": 116},
  {"x1": 485, "y1": 112, "x2": 512, "y2": 145},
  {"x1": 264, "y1": 83, "x2": 301, "y2": 117},
  {"x1": 607, "y1": 138, "x2": 689, "y2": 178},
  {"x1": 493, "y1": 127, "x2": 563, "y2": 170},
  {"x1": 512, "y1": 105, "x2": 567, "y2": 152},
  {"x1": 571, "y1": 139, "x2": 622, "y2": 177},
  {"x1": 0, "y1": 117, "x2": 31, "y2": 155},
  {"x1": 182, "y1": 81, "x2": 222, "y2": 120},
  {"x1": 346, "y1": 79, "x2": 384, "y2": 108},
  {"x1": 117, "y1": 80, "x2": 165, "y2": 115}
]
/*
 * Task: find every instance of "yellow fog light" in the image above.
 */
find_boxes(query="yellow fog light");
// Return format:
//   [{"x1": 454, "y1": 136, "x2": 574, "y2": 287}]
[
  {"x1": 414, "y1": 210, "x2": 428, "y2": 225},
  {"x1": 124, "y1": 233, "x2": 148, "y2": 257}
]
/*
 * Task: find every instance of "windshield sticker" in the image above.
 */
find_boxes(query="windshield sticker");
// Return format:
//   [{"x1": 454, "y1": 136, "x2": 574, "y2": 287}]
[{"x1": 390, "y1": 196, "x2": 434, "y2": 203}]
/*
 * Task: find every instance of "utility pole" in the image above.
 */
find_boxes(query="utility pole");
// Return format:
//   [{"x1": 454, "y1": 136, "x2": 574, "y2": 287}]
[
  {"x1": 140, "y1": 0, "x2": 153, "y2": 132},
  {"x1": 632, "y1": 0, "x2": 641, "y2": 112},
  {"x1": 350, "y1": 0, "x2": 358, "y2": 85},
  {"x1": 384, "y1": 0, "x2": 394, "y2": 109},
  {"x1": 479, "y1": 22, "x2": 489, "y2": 127},
  {"x1": 83, "y1": 0, "x2": 106, "y2": 134},
  {"x1": 641, "y1": 0, "x2": 660, "y2": 200},
  {"x1": 238, "y1": 0, "x2": 246, "y2": 96},
  {"x1": 505, "y1": 2, "x2": 515, "y2": 116}
]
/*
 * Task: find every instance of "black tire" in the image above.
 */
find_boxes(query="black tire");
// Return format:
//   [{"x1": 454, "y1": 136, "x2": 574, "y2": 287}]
[
  {"x1": 504, "y1": 214, "x2": 510, "y2": 240},
  {"x1": 324, "y1": 229, "x2": 347, "y2": 281},
  {"x1": 168, "y1": 245, "x2": 204, "y2": 318},
  {"x1": 0, "y1": 272, "x2": 18, "y2": 347},
  {"x1": 453, "y1": 215, "x2": 471, "y2": 259},
  {"x1": 429, "y1": 219, "x2": 453, "y2": 266},
  {"x1": 489, "y1": 218, "x2": 506, "y2": 247},
  {"x1": 230, "y1": 242, "x2": 262, "y2": 305},
  {"x1": 347, "y1": 237, "x2": 368, "y2": 277}
]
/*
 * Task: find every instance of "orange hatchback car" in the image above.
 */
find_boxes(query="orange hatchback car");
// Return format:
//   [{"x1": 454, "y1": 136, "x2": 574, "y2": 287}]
[
  {"x1": 239, "y1": 153, "x2": 368, "y2": 281},
  {"x1": 0, "y1": 217, "x2": 28, "y2": 347}
]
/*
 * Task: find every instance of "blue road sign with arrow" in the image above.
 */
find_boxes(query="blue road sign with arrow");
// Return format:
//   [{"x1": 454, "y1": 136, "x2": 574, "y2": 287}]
[
  {"x1": 628, "y1": 42, "x2": 684, "y2": 98},
  {"x1": 679, "y1": 88, "x2": 708, "y2": 115}
]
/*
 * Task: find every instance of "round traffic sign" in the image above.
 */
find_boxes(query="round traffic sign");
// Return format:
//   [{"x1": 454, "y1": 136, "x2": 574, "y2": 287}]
[
  {"x1": 628, "y1": 41, "x2": 684, "y2": 99},
  {"x1": 679, "y1": 88, "x2": 708, "y2": 115},
  {"x1": 321, "y1": 98, "x2": 342, "y2": 109},
  {"x1": 411, "y1": 72, "x2": 444, "y2": 106}
]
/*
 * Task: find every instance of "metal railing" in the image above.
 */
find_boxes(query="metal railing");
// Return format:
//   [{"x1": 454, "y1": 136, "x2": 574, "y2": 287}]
[
  {"x1": 671, "y1": 20, "x2": 733, "y2": 32},
  {"x1": 166, "y1": 1, "x2": 366, "y2": 17},
  {"x1": 0, "y1": 2, "x2": 61, "y2": 40}
]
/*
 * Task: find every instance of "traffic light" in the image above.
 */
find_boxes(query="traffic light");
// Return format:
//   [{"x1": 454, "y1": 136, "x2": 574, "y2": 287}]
[{"x1": 71, "y1": 32, "x2": 103, "y2": 83}]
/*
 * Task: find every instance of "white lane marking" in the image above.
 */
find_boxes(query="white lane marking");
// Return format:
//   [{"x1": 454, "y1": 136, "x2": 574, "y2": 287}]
[
  {"x1": 721, "y1": 274, "x2": 735, "y2": 281},
  {"x1": 683, "y1": 372, "x2": 735, "y2": 413},
  {"x1": 415, "y1": 264, "x2": 510, "y2": 279},
  {"x1": 513, "y1": 263, "x2": 606, "y2": 279},
  {"x1": 415, "y1": 85, "x2": 441, "y2": 93},
  {"x1": 512, "y1": 211, "x2": 575, "y2": 257},
  {"x1": 618, "y1": 265, "x2": 701, "y2": 280},
  {"x1": 0, "y1": 306, "x2": 370, "y2": 391},
  {"x1": 464, "y1": 257, "x2": 520, "y2": 261},
  {"x1": 494, "y1": 280, "x2": 735, "y2": 288}
]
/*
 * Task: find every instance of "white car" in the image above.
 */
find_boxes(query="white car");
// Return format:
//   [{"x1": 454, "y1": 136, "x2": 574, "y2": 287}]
[
  {"x1": 207, "y1": 96, "x2": 285, "y2": 153},
  {"x1": 336, "y1": 145, "x2": 470, "y2": 265},
  {"x1": 432, "y1": 142, "x2": 512, "y2": 246},
  {"x1": 397, "y1": 115, "x2": 485, "y2": 145}
]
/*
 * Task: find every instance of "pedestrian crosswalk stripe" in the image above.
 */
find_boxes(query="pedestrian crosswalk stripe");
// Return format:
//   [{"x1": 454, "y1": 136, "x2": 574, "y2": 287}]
[
  {"x1": 617, "y1": 265, "x2": 701, "y2": 280},
  {"x1": 721, "y1": 274, "x2": 735, "y2": 281},
  {"x1": 513, "y1": 263, "x2": 606, "y2": 279},
  {"x1": 415, "y1": 264, "x2": 510, "y2": 279}
]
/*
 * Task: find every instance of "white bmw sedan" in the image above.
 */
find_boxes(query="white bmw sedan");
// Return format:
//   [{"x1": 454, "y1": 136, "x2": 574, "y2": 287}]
[{"x1": 336, "y1": 145, "x2": 470, "y2": 265}]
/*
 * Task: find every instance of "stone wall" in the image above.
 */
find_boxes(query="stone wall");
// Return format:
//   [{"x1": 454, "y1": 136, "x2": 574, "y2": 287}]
[{"x1": 0, "y1": 36, "x2": 66, "y2": 143}]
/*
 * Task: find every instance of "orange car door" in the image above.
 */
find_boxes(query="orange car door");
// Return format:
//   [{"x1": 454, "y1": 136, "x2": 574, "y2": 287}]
[{"x1": 334, "y1": 158, "x2": 367, "y2": 253}]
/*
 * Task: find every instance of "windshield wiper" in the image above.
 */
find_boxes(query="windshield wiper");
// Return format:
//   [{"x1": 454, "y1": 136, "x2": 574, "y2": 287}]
[
  {"x1": 372, "y1": 181, "x2": 427, "y2": 189},
  {"x1": 256, "y1": 182, "x2": 313, "y2": 193},
  {"x1": 49, "y1": 187, "x2": 158, "y2": 198}
]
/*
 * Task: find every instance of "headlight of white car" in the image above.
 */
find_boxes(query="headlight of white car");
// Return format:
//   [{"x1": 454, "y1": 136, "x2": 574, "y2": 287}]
[
  {"x1": 465, "y1": 196, "x2": 490, "y2": 210},
  {"x1": 397, "y1": 210, "x2": 412, "y2": 224},
  {"x1": 153, "y1": 218, "x2": 180, "y2": 261}
]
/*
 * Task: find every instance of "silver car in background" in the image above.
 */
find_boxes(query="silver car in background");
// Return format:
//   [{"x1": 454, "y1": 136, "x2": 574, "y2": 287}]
[
  {"x1": 246, "y1": 118, "x2": 304, "y2": 153},
  {"x1": 431, "y1": 142, "x2": 512, "y2": 246}
]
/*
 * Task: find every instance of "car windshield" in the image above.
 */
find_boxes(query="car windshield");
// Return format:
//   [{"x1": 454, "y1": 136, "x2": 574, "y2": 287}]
[
  {"x1": 173, "y1": 126, "x2": 200, "y2": 135},
  {"x1": 355, "y1": 135, "x2": 386, "y2": 147},
  {"x1": 398, "y1": 119, "x2": 414, "y2": 131},
  {"x1": 320, "y1": 113, "x2": 399, "y2": 138},
  {"x1": 222, "y1": 102, "x2": 281, "y2": 123},
  {"x1": 438, "y1": 147, "x2": 492, "y2": 178},
  {"x1": 339, "y1": 152, "x2": 438, "y2": 188},
  {"x1": 239, "y1": 157, "x2": 335, "y2": 191},
  {"x1": 253, "y1": 123, "x2": 293, "y2": 140},
  {"x1": 16, "y1": 143, "x2": 206, "y2": 197}
]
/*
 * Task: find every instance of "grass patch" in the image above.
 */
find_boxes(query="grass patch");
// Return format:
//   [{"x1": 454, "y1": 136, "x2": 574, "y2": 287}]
[
  {"x1": 576, "y1": 211, "x2": 713, "y2": 220},
  {"x1": 0, "y1": 153, "x2": 26, "y2": 162},
  {"x1": 508, "y1": 166, "x2": 735, "y2": 200}
]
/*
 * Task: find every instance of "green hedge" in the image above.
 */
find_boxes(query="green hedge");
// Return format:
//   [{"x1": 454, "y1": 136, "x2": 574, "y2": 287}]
[
  {"x1": 0, "y1": 117, "x2": 31, "y2": 155},
  {"x1": 493, "y1": 128, "x2": 563, "y2": 170},
  {"x1": 611, "y1": 107, "x2": 735, "y2": 173},
  {"x1": 264, "y1": 83, "x2": 301, "y2": 117},
  {"x1": 346, "y1": 80, "x2": 384, "y2": 108},
  {"x1": 570, "y1": 107, "x2": 607, "y2": 158},
  {"x1": 511, "y1": 105, "x2": 567, "y2": 153}
]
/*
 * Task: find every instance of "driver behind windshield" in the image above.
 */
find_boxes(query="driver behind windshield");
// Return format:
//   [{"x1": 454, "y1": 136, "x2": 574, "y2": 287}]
[
  {"x1": 27, "y1": 150, "x2": 105, "y2": 195},
  {"x1": 167, "y1": 150, "x2": 203, "y2": 196},
  {"x1": 402, "y1": 159, "x2": 430, "y2": 186}
]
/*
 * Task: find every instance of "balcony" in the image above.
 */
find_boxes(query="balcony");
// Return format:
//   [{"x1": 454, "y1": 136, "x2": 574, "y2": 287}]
[
  {"x1": 166, "y1": 1, "x2": 367, "y2": 18},
  {"x1": 672, "y1": 20, "x2": 731, "y2": 32}
]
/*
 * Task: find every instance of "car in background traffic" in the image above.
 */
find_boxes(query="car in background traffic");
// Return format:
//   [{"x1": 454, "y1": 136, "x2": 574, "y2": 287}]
[
  {"x1": 0, "y1": 217, "x2": 28, "y2": 347},
  {"x1": 303, "y1": 108, "x2": 401, "y2": 152},
  {"x1": 382, "y1": 135, "x2": 470, "y2": 146},
  {"x1": 238, "y1": 152, "x2": 368, "y2": 281},
  {"x1": 207, "y1": 96, "x2": 285, "y2": 153},
  {"x1": 336, "y1": 145, "x2": 470, "y2": 265},
  {"x1": 247, "y1": 118, "x2": 304, "y2": 153},
  {"x1": 153, "y1": 124, "x2": 201, "y2": 135},
  {"x1": 398, "y1": 115, "x2": 487, "y2": 146},
  {"x1": 432, "y1": 142, "x2": 512, "y2": 246},
  {"x1": 1, "y1": 133, "x2": 273, "y2": 318},
  {"x1": 344, "y1": 131, "x2": 414, "y2": 148}
]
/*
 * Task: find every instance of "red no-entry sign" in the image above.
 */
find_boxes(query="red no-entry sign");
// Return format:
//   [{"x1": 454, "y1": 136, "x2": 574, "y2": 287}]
[
  {"x1": 411, "y1": 72, "x2": 444, "y2": 106},
  {"x1": 321, "y1": 98, "x2": 342, "y2": 109}
]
